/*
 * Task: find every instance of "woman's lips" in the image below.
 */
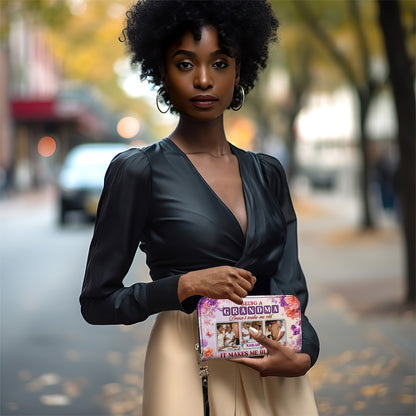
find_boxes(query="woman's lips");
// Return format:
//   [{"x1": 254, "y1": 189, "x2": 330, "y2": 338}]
[{"x1": 191, "y1": 95, "x2": 218, "y2": 108}]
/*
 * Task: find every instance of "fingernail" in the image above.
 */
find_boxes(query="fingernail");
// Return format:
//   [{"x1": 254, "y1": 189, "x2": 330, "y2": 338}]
[{"x1": 249, "y1": 327, "x2": 258, "y2": 336}]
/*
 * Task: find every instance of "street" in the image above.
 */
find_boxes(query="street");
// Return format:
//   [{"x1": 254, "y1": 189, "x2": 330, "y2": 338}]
[
  {"x1": 0, "y1": 187, "x2": 414, "y2": 416},
  {"x1": 1, "y1": 189, "x2": 155, "y2": 415}
]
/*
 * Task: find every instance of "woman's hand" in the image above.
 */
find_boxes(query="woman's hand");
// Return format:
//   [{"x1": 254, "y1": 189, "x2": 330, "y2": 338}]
[
  {"x1": 178, "y1": 266, "x2": 256, "y2": 304},
  {"x1": 232, "y1": 328, "x2": 311, "y2": 377}
]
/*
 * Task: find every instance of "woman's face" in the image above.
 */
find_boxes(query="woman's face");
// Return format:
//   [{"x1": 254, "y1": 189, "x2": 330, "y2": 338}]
[{"x1": 164, "y1": 25, "x2": 239, "y2": 121}]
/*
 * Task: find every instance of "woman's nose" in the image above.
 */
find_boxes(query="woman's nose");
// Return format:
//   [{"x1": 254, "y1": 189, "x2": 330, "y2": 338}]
[{"x1": 194, "y1": 66, "x2": 212, "y2": 90}]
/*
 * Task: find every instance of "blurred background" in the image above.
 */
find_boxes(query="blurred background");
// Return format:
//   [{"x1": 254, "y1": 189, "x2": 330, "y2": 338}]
[{"x1": 0, "y1": 0, "x2": 414, "y2": 415}]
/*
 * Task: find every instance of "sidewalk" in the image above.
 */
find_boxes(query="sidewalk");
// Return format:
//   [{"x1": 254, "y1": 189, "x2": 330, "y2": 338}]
[
  {"x1": 0, "y1": 186, "x2": 55, "y2": 219},
  {"x1": 1, "y1": 187, "x2": 414, "y2": 415},
  {"x1": 294, "y1": 192, "x2": 415, "y2": 416}
]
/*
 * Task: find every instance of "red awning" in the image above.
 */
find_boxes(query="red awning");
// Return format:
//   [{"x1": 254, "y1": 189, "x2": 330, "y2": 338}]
[
  {"x1": 11, "y1": 98, "x2": 108, "y2": 137},
  {"x1": 11, "y1": 99, "x2": 56, "y2": 121}
]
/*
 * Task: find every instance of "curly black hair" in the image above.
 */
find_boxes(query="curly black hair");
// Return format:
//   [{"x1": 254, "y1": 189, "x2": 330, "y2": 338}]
[{"x1": 121, "y1": 0, "x2": 279, "y2": 111}]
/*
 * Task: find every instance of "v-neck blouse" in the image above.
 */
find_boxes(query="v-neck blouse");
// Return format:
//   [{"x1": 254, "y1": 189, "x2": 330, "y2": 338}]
[
  {"x1": 80, "y1": 138, "x2": 319, "y2": 366},
  {"x1": 172, "y1": 139, "x2": 248, "y2": 240}
]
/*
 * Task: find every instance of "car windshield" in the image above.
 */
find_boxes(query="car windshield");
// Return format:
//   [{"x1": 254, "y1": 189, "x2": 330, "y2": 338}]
[
  {"x1": 60, "y1": 144, "x2": 128, "y2": 189},
  {"x1": 65, "y1": 145, "x2": 126, "y2": 168}
]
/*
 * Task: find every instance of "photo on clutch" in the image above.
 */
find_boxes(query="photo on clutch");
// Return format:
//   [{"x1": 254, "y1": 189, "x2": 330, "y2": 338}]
[
  {"x1": 217, "y1": 322, "x2": 240, "y2": 351},
  {"x1": 216, "y1": 323, "x2": 226, "y2": 351},
  {"x1": 241, "y1": 321, "x2": 263, "y2": 349},
  {"x1": 265, "y1": 319, "x2": 287, "y2": 346}
]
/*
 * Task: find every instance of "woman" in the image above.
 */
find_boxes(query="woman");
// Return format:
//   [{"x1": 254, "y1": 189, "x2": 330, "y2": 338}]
[
  {"x1": 224, "y1": 325, "x2": 236, "y2": 348},
  {"x1": 265, "y1": 322, "x2": 273, "y2": 339},
  {"x1": 241, "y1": 322, "x2": 250, "y2": 344},
  {"x1": 217, "y1": 325, "x2": 225, "y2": 350},
  {"x1": 276, "y1": 319, "x2": 286, "y2": 343},
  {"x1": 80, "y1": 1, "x2": 319, "y2": 415}
]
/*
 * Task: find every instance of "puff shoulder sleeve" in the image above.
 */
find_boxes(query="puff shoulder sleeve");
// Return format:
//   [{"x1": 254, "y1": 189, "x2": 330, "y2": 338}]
[
  {"x1": 80, "y1": 148, "x2": 183, "y2": 325},
  {"x1": 259, "y1": 153, "x2": 320, "y2": 367}
]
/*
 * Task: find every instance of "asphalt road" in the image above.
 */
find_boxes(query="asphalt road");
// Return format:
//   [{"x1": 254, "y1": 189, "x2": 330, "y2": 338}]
[
  {"x1": 1, "y1": 190, "x2": 154, "y2": 415},
  {"x1": 1, "y1": 188, "x2": 414, "y2": 416}
]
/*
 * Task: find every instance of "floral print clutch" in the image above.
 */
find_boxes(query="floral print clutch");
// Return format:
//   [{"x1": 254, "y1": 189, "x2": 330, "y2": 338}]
[{"x1": 197, "y1": 295, "x2": 302, "y2": 361}]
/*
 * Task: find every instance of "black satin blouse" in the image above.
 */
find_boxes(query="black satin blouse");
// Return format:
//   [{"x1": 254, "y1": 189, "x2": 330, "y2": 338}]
[{"x1": 80, "y1": 138, "x2": 319, "y2": 366}]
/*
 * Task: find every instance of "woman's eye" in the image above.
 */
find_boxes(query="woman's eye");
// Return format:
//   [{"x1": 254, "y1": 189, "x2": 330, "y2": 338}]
[
  {"x1": 213, "y1": 61, "x2": 229, "y2": 70},
  {"x1": 177, "y1": 62, "x2": 193, "y2": 71}
]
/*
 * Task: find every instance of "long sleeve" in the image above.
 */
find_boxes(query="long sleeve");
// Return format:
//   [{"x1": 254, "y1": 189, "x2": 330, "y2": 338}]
[
  {"x1": 80, "y1": 148, "x2": 184, "y2": 325},
  {"x1": 259, "y1": 153, "x2": 320, "y2": 367}
]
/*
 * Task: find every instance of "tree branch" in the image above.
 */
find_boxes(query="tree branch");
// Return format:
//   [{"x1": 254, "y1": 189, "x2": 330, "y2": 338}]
[
  {"x1": 293, "y1": 0, "x2": 357, "y2": 85},
  {"x1": 348, "y1": 0, "x2": 380, "y2": 98}
]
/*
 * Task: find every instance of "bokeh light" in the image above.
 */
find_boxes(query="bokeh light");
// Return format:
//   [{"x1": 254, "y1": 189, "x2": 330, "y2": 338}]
[
  {"x1": 37, "y1": 136, "x2": 57, "y2": 157},
  {"x1": 117, "y1": 116, "x2": 141, "y2": 139},
  {"x1": 227, "y1": 117, "x2": 256, "y2": 150}
]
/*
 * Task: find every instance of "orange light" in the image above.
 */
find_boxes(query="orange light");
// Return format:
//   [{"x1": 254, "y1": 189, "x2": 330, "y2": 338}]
[
  {"x1": 117, "y1": 116, "x2": 140, "y2": 139},
  {"x1": 38, "y1": 136, "x2": 56, "y2": 157},
  {"x1": 227, "y1": 117, "x2": 256, "y2": 150}
]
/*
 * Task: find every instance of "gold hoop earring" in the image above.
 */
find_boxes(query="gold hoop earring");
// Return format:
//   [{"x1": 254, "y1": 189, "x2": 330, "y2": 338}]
[
  {"x1": 231, "y1": 85, "x2": 245, "y2": 111},
  {"x1": 156, "y1": 88, "x2": 170, "y2": 114}
]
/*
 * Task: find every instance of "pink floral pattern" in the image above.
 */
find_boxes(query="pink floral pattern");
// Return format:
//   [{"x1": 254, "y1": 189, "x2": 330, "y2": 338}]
[
  {"x1": 203, "y1": 347, "x2": 214, "y2": 359},
  {"x1": 197, "y1": 295, "x2": 302, "y2": 361}
]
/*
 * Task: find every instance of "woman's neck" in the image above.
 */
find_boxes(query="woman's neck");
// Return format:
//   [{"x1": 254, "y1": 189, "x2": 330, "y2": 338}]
[{"x1": 169, "y1": 114, "x2": 231, "y2": 157}]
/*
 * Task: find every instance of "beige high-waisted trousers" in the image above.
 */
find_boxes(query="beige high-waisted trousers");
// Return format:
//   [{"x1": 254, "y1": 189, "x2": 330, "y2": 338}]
[{"x1": 143, "y1": 310, "x2": 318, "y2": 416}]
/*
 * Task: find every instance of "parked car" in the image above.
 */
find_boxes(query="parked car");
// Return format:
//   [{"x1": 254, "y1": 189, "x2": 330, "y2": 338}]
[{"x1": 57, "y1": 143, "x2": 128, "y2": 225}]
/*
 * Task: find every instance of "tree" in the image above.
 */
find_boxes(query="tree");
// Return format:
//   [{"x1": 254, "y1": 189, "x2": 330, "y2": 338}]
[
  {"x1": 0, "y1": 0, "x2": 70, "y2": 38},
  {"x1": 377, "y1": 0, "x2": 416, "y2": 303},
  {"x1": 276, "y1": 26, "x2": 315, "y2": 181},
  {"x1": 292, "y1": 0, "x2": 385, "y2": 229}
]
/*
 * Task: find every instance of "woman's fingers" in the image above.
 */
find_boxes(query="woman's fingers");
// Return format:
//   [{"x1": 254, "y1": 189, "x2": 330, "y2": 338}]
[
  {"x1": 233, "y1": 329, "x2": 312, "y2": 377},
  {"x1": 220, "y1": 268, "x2": 255, "y2": 301},
  {"x1": 229, "y1": 268, "x2": 257, "y2": 302},
  {"x1": 248, "y1": 328, "x2": 276, "y2": 350},
  {"x1": 236, "y1": 276, "x2": 254, "y2": 293},
  {"x1": 233, "y1": 284, "x2": 248, "y2": 298},
  {"x1": 234, "y1": 270, "x2": 256, "y2": 292},
  {"x1": 229, "y1": 292, "x2": 245, "y2": 305},
  {"x1": 236, "y1": 268, "x2": 256, "y2": 285},
  {"x1": 181, "y1": 266, "x2": 256, "y2": 302}
]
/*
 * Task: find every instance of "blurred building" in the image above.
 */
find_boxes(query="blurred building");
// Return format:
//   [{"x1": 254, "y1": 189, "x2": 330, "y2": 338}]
[
  {"x1": 1, "y1": 15, "x2": 121, "y2": 193},
  {"x1": 294, "y1": 86, "x2": 398, "y2": 197}
]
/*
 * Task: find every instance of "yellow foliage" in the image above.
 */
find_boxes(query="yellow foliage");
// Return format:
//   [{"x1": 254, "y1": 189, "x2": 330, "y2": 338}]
[
  {"x1": 44, "y1": 1, "x2": 128, "y2": 86},
  {"x1": 360, "y1": 383, "x2": 388, "y2": 398}
]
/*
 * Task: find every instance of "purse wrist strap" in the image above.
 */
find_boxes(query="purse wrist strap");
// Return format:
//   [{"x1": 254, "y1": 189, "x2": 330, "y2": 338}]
[{"x1": 197, "y1": 344, "x2": 210, "y2": 416}]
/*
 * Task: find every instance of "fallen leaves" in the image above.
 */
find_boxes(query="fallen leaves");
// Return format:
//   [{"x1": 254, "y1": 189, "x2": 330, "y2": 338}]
[
  {"x1": 40, "y1": 394, "x2": 70, "y2": 406},
  {"x1": 25, "y1": 373, "x2": 61, "y2": 392},
  {"x1": 16, "y1": 370, "x2": 89, "y2": 409},
  {"x1": 360, "y1": 384, "x2": 388, "y2": 398},
  {"x1": 309, "y1": 347, "x2": 415, "y2": 415},
  {"x1": 98, "y1": 345, "x2": 146, "y2": 415},
  {"x1": 101, "y1": 383, "x2": 141, "y2": 416}
]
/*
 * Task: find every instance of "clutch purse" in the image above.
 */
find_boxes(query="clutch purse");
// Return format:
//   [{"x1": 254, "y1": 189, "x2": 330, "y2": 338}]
[{"x1": 196, "y1": 295, "x2": 302, "y2": 361}]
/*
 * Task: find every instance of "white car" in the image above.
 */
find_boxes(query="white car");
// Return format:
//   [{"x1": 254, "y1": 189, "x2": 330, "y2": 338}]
[{"x1": 57, "y1": 143, "x2": 128, "y2": 224}]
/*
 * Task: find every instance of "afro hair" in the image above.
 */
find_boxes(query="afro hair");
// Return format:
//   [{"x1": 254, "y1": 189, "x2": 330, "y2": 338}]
[{"x1": 121, "y1": 0, "x2": 279, "y2": 109}]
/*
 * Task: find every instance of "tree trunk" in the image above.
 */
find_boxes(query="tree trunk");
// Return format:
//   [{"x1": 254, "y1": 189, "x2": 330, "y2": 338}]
[
  {"x1": 287, "y1": 110, "x2": 298, "y2": 182},
  {"x1": 357, "y1": 88, "x2": 374, "y2": 229},
  {"x1": 293, "y1": 1, "x2": 377, "y2": 229},
  {"x1": 378, "y1": 0, "x2": 416, "y2": 303}
]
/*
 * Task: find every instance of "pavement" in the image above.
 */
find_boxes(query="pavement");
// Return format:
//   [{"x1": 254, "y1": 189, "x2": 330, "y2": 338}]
[
  {"x1": 292, "y1": 190, "x2": 415, "y2": 416},
  {"x1": 1, "y1": 186, "x2": 415, "y2": 416}
]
